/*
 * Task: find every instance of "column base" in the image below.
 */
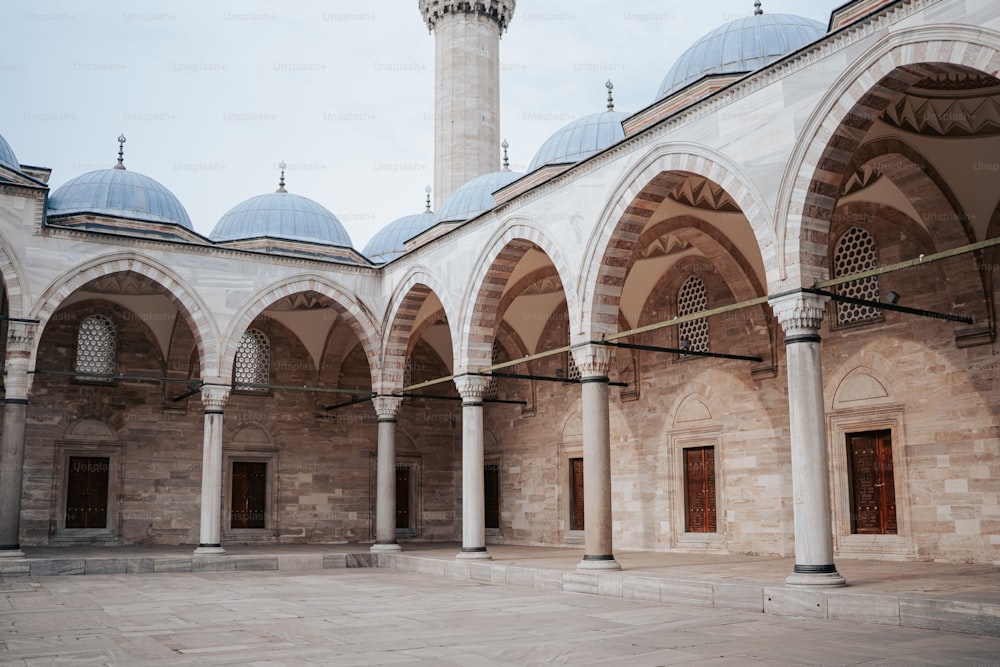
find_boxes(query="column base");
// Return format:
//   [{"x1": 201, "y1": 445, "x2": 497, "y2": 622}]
[
  {"x1": 456, "y1": 547, "x2": 491, "y2": 560},
  {"x1": 194, "y1": 544, "x2": 226, "y2": 555},
  {"x1": 785, "y1": 571, "x2": 846, "y2": 587},
  {"x1": 0, "y1": 547, "x2": 25, "y2": 559},
  {"x1": 370, "y1": 542, "x2": 402, "y2": 552},
  {"x1": 576, "y1": 555, "x2": 621, "y2": 571}
]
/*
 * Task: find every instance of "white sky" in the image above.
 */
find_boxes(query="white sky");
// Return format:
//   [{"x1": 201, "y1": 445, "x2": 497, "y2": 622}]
[{"x1": 1, "y1": 1, "x2": 841, "y2": 251}]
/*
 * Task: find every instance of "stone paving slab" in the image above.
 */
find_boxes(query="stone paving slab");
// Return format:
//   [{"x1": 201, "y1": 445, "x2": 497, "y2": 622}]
[
  {"x1": 2, "y1": 569, "x2": 1000, "y2": 665},
  {"x1": 4, "y1": 542, "x2": 1000, "y2": 640}
]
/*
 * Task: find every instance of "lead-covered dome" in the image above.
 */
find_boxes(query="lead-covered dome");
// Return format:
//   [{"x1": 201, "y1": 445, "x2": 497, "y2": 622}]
[
  {"x1": 528, "y1": 111, "x2": 629, "y2": 171},
  {"x1": 48, "y1": 168, "x2": 193, "y2": 228},
  {"x1": 0, "y1": 132, "x2": 20, "y2": 172},
  {"x1": 656, "y1": 12, "x2": 825, "y2": 100},
  {"x1": 435, "y1": 169, "x2": 524, "y2": 224},
  {"x1": 211, "y1": 185, "x2": 352, "y2": 247},
  {"x1": 364, "y1": 209, "x2": 436, "y2": 263}
]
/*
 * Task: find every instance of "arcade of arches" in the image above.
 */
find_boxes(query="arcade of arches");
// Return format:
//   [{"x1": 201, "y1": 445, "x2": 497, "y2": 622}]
[{"x1": 1, "y1": 0, "x2": 999, "y2": 587}]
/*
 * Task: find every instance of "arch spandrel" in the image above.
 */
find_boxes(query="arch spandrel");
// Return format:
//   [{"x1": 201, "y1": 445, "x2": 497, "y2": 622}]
[
  {"x1": 580, "y1": 145, "x2": 775, "y2": 340},
  {"x1": 220, "y1": 274, "x2": 381, "y2": 388},
  {"x1": 380, "y1": 268, "x2": 458, "y2": 394},
  {"x1": 28, "y1": 251, "x2": 220, "y2": 377},
  {"x1": 777, "y1": 26, "x2": 1000, "y2": 291},
  {"x1": 456, "y1": 221, "x2": 581, "y2": 373}
]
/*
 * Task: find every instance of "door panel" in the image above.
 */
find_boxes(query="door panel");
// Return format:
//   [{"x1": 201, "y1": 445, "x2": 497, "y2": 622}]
[
  {"x1": 847, "y1": 430, "x2": 896, "y2": 535},
  {"x1": 232, "y1": 461, "x2": 266, "y2": 529},
  {"x1": 395, "y1": 465, "x2": 410, "y2": 530},
  {"x1": 66, "y1": 456, "x2": 110, "y2": 529},
  {"x1": 684, "y1": 447, "x2": 716, "y2": 533},
  {"x1": 570, "y1": 458, "x2": 584, "y2": 531}
]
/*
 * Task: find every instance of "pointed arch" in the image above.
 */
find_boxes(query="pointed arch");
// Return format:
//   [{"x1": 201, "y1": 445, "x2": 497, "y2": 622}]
[
  {"x1": 380, "y1": 268, "x2": 457, "y2": 394},
  {"x1": 29, "y1": 251, "x2": 219, "y2": 376},
  {"x1": 777, "y1": 25, "x2": 1000, "y2": 290},
  {"x1": 456, "y1": 220, "x2": 580, "y2": 373},
  {"x1": 219, "y1": 274, "x2": 381, "y2": 386},
  {"x1": 580, "y1": 144, "x2": 774, "y2": 339},
  {"x1": 0, "y1": 230, "x2": 27, "y2": 321}
]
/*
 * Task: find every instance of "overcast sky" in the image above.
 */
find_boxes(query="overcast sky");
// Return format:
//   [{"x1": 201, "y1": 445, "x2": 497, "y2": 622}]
[{"x1": 2, "y1": 1, "x2": 841, "y2": 251}]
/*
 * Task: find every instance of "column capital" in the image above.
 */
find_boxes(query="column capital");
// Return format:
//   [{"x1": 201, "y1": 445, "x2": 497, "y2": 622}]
[
  {"x1": 4, "y1": 320, "x2": 37, "y2": 401},
  {"x1": 769, "y1": 291, "x2": 828, "y2": 339},
  {"x1": 5, "y1": 320, "x2": 37, "y2": 355},
  {"x1": 571, "y1": 343, "x2": 614, "y2": 379},
  {"x1": 200, "y1": 384, "x2": 230, "y2": 411},
  {"x1": 419, "y1": 0, "x2": 516, "y2": 32},
  {"x1": 454, "y1": 374, "x2": 491, "y2": 403},
  {"x1": 372, "y1": 395, "x2": 404, "y2": 421}
]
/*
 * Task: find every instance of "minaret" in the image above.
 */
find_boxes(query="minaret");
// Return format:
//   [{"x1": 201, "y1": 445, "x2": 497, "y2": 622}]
[{"x1": 419, "y1": 0, "x2": 515, "y2": 209}]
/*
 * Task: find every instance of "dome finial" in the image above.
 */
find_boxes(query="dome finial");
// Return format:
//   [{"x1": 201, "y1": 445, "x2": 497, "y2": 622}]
[
  {"x1": 424, "y1": 185, "x2": 432, "y2": 213},
  {"x1": 606, "y1": 80, "x2": 615, "y2": 111},
  {"x1": 501, "y1": 139, "x2": 510, "y2": 171},
  {"x1": 276, "y1": 160, "x2": 287, "y2": 193},
  {"x1": 114, "y1": 134, "x2": 127, "y2": 170},
  {"x1": 754, "y1": 1, "x2": 763, "y2": 15}
]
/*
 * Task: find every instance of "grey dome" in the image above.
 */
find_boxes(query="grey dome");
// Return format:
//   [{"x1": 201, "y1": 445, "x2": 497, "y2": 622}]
[
  {"x1": 48, "y1": 168, "x2": 193, "y2": 228},
  {"x1": 211, "y1": 191, "x2": 353, "y2": 247},
  {"x1": 528, "y1": 111, "x2": 629, "y2": 171},
  {"x1": 435, "y1": 170, "x2": 524, "y2": 224},
  {"x1": 363, "y1": 210, "x2": 436, "y2": 263},
  {"x1": 0, "y1": 133, "x2": 19, "y2": 171},
  {"x1": 656, "y1": 13, "x2": 826, "y2": 100}
]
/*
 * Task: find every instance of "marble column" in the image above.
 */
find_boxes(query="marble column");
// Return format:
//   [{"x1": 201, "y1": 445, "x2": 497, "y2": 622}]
[
  {"x1": 572, "y1": 344, "x2": 621, "y2": 571},
  {"x1": 195, "y1": 383, "x2": 229, "y2": 555},
  {"x1": 454, "y1": 374, "x2": 491, "y2": 559},
  {"x1": 371, "y1": 395, "x2": 404, "y2": 552},
  {"x1": 769, "y1": 292, "x2": 845, "y2": 587},
  {"x1": 0, "y1": 321, "x2": 36, "y2": 559}
]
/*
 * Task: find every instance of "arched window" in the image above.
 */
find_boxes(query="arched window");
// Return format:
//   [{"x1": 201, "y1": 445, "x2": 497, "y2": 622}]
[
  {"x1": 234, "y1": 329, "x2": 270, "y2": 392},
  {"x1": 677, "y1": 276, "x2": 709, "y2": 354},
  {"x1": 834, "y1": 227, "x2": 880, "y2": 326},
  {"x1": 75, "y1": 314, "x2": 116, "y2": 380}
]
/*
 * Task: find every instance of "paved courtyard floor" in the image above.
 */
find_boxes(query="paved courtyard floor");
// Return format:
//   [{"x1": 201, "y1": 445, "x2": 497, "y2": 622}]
[{"x1": 3, "y1": 568, "x2": 1000, "y2": 666}]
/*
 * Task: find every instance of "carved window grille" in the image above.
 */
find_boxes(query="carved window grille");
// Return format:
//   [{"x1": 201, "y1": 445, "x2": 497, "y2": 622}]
[
  {"x1": 75, "y1": 315, "x2": 116, "y2": 380},
  {"x1": 834, "y1": 227, "x2": 880, "y2": 326},
  {"x1": 567, "y1": 352, "x2": 581, "y2": 381},
  {"x1": 234, "y1": 329, "x2": 270, "y2": 392},
  {"x1": 677, "y1": 276, "x2": 709, "y2": 353},
  {"x1": 403, "y1": 356, "x2": 413, "y2": 388},
  {"x1": 485, "y1": 340, "x2": 501, "y2": 400}
]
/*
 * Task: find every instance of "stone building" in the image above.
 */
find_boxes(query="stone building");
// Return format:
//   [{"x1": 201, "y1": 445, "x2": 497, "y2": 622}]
[{"x1": 0, "y1": 0, "x2": 998, "y2": 588}]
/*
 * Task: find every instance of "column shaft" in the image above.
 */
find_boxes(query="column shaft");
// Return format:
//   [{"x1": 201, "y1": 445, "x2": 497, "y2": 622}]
[
  {"x1": 372, "y1": 396, "x2": 403, "y2": 552},
  {"x1": 454, "y1": 374, "x2": 491, "y2": 559},
  {"x1": 195, "y1": 384, "x2": 229, "y2": 555},
  {"x1": 0, "y1": 322, "x2": 35, "y2": 559},
  {"x1": 771, "y1": 292, "x2": 845, "y2": 587},
  {"x1": 572, "y1": 344, "x2": 620, "y2": 571},
  {"x1": 0, "y1": 401, "x2": 27, "y2": 556}
]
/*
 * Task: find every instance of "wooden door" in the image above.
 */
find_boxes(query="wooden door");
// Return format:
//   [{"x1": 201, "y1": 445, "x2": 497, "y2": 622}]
[
  {"x1": 231, "y1": 461, "x2": 266, "y2": 529},
  {"x1": 484, "y1": 463, "x2": 500, "y2": 529},
  {"x1": 847, "y1": 430, "x2": 896, "y2": 534},
  {"x1": 395, "y1": 465, "x2": 410, "y2": 530},
  {"x1": 570, "y1": 457, "x2": 584, "y2": 531},
  {"x1": 65, "y1": 456, "x2": 109, "y2": 529},
  {"x1": 684, "y1": 446, "x2": 716, "y2": 533}
]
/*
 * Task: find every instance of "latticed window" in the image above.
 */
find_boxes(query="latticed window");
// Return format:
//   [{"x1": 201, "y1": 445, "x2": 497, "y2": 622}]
[
  {"x1": 234, "y1": 329, "x2": 270, "y2": 392},
  {"x1": 75, "y1": 314, "x2": 116, "y2": 380},
  {"x1": 834, "y1": 227, "x2": 880, "y2": 326},
  {"x1": 677, "y1": 276, "x2": 709, "y2": 354},
  {"x1": 485, "y1": 340, "x2": 501, "y2": 400},
  {"x1": 402, "y1": 356, "x2": 413, "y2": 388},
  {"x1": 566, "y1": 352, "x2": 581, "y2": 381}
]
